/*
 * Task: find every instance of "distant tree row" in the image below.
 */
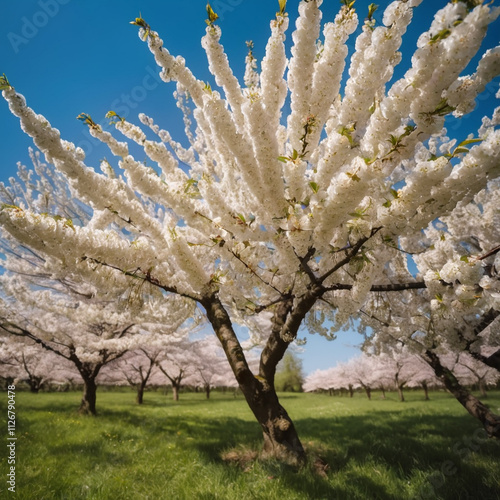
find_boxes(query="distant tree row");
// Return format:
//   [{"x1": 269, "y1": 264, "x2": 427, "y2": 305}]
[{"x1": 304, "y1": 350, "x2": 499, "y2": 402}]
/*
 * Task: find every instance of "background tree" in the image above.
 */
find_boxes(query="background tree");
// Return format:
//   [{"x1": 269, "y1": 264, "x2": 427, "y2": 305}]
[
  {"x1": 184, "y1": 335, "x2": 250, "y2": 399},
  {"x1": 1, "y1": 0, "x2": 499, "y2": 462},
  {"x1": 360, "y1": 181, "x2": 500, "y2": 434},
  {"x1": 0, "y1": 336, "x2": 68, "y2": 392},
  {"x1": 103, "y1": 347, "x2": 162, "y2": 404},
  {"x1": 274, "y1": 352, "x2": 305, "y2": 392}
]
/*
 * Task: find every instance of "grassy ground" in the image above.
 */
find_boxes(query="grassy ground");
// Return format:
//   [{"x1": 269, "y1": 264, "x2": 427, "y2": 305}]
[{"x1": 1, "y1": 389, "x2": 499, "y2": 500}]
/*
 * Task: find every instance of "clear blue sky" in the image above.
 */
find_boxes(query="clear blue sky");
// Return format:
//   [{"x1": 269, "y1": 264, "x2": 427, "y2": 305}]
[{"x1": 1, "y1": 0, "x2": 498, "y2": 374}]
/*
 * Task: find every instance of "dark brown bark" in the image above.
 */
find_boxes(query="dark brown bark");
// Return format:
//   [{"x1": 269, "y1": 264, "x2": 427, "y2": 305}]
[
  {"x1": 202, "y1": 292, "x2": 306, "y2": 465},
  {"x1": 69, "y1": 354, "x2": 102, "y2": 416},
  {"x1": 423, "y1": 350, "x2": 500, "y2": 438},
  {"x1": 205, "y1": 384, "x2": 211, "y2": 399},
  {"x1": 136, "y1": 381, "x2": 146, "y2": 404},
  {"x1": 172, "y1": 384, "x2": 179, "y2": 402},
  {"x1": 422, "y1": 382, "x2": 429, "y2": 401},
  {"x1": 364, "y1": 386, "x2": 372, "y2": 400},
  {"x1": 79, "y1": 377, "x2": 97, "y2": 415},
  {"x1": 479, "y1": 380, "x2": 488, "y2": 398},
  {"x1": 27, "y1": 375, "x2": 43, "y2": 393},
  {"x1": 397, "y1": 385, "x2": 405, "y2": 402},
  {"x1": 483, "y1": 348, "x2": 500, "y2": 371},
  {"x1": 157, "y1": 364, "x2": 183, "y2": 402}
]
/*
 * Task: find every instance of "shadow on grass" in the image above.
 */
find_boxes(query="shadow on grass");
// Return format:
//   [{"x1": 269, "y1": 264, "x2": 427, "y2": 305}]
[
  {"x1": 15, "y1": 393, "x2": 500, "y2": 499},
  {"x1": 96, "y1": 406, "x2": 500, "y2": 499}
]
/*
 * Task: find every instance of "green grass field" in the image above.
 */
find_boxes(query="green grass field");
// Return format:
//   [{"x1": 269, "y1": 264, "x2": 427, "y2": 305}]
[{"x1": 1, "y1": 389, "x2": 499, "y2": 499}]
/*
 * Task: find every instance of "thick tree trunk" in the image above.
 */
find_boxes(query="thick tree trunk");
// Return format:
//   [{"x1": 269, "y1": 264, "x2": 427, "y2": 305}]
[
  {"x1": 380, "y1": 387, "x2": 386, "y2": 399},
  {"x1": 397, "y1": 385, "x2": 405, "y2": 402},
  {"x1": 27, "y1": 375, "x2": 43, "y2": 393},
  {"x1": 202, "y1": 293, "x2": 306, "y2": 465},
  {"x1": 136, "y1": 381, "x2": 146, "y2": 404},
  {"x1": 79, "y1": 377, "x2": 97, "y2": 415},
  {"x1": 172, "y1": 384, "x2": 179, "y2": 402},
  {"x1": 479, "y1": 380, "x2": 487, "y2": 398},
  {"x1": 423, "y1": 350, "x2": 500, "y2": 438},
  {"x1": 205, "y1": 384, "x2": 211, "y2": 399},
  {"x1": 348, "y1": 384, "x2": 354, "y2": 398},
  {"x1": 364, "y1": 386, "x2": 372, "y2": 400},
  {"x1": 239, "y1": 379, "x2": 305, "y2": 465}
]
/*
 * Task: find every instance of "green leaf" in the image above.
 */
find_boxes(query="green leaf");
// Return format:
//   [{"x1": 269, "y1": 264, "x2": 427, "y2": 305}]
[
  {"x1": 184, "y1": 178, "x2": 200, "y2": 198},
  {"x1": 278, "y1": 0, "x2": 287, "y2": 14},
  {"x1": 430, "y1": 98, "x2": 456, "y2": 117},
  {"x1": 429, "y1": 29, "x2": 451, "y2": 45},
  {"x1": 206, "y1": 3, "x2": 219, "y2": 25},
  {"x1": 309, "y1": 181, "x2": 319, "y2": 194},
  {"x1": 460, "y1": 255, "x2": 469, "y2": 263},
  {"x1": 383, "y1": 200, "x2": 392, "y2": 208},
  {"x1": 77, "y1": 113, "x2": 100, "y2": 130},
  {"x1": 346, "y1": 172, "x2": 361, "y2": 182},
  {"x1": 452, "y1": 148, "x2": 470, "y2": 155},
  {"x1": 1, "y1": 203, "x2": 20, "y2": 211},
  {"x1": 367, "y1": 3, "x2": 378, "y2": 21},
  {"x1": 0, "y1": 73, "x2": 12, "y2": 90},
  {"x1": 457, "y1": 138, "x2": 482, "y2": 148},
  {"x1": 388, "y1": 134, "x2": 399, "y2": 146},
  {"x1": 130, "y1": 15, "x2": 153, "y2": 40},
  {"x1": 105, "y1": 111, "x2": 125, "y2": 125},
  {"x1": 277, "y1": 156, "x2": 289, "y2": 163}
]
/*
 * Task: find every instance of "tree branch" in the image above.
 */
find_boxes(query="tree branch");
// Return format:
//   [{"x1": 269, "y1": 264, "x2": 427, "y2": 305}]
[
  {"x1": 0, "y1": 321, "x2": 70, "y2": 361},
  {"x1": 476, "y1": 244, "x2": 500, "y2": 261},
  {"x1": 319, "y1": 227, "x2": 382, "y2": 283},
  {"x1": 259, "y1": 295, "x2": 294, "y2": 385},
  {"x1": 324, "y1": 281, "x2": 427, "y2": 292}
]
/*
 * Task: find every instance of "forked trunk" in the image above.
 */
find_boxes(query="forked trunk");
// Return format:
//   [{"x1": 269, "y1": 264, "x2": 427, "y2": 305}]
[
  {"x1": 239, "y1": 381, "x2": 306, "y2": 465},
  {"x1": 202, "y1": 293, "x2": 306, "y2": 465},
  {"x1": 79, "y1": 377, "x2": 97, "y2": 415},
  {"x1": 364, "y1": 386, "x2": 372, "y2": 400},
  {"x1": 424, "y1": 351, "x2": 500, "y2": 438}
]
